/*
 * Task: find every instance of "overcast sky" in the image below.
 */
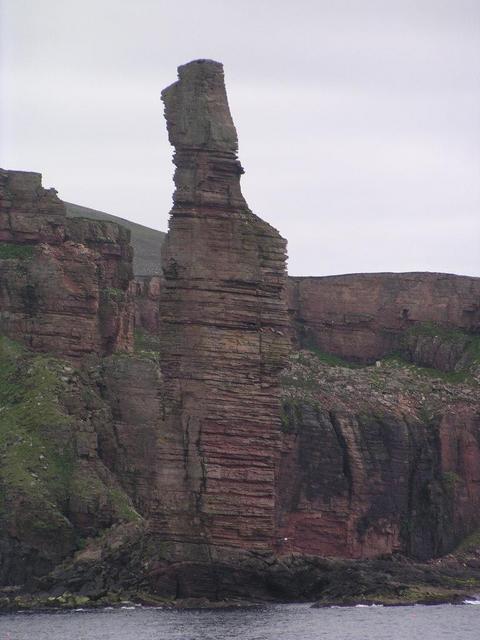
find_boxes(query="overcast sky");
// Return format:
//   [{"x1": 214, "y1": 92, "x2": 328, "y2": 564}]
[{"x1": 1, "y1": 0, "x2": 479, "y2": 276}]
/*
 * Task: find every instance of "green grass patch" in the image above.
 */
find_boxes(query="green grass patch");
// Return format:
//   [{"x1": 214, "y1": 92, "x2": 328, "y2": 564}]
[
  {"x1": 280, "y1": 401, "x2": 303, "y2": 433},
  {"x1": 0, "y1": 243, "x2": 34, "y2": 260},
  {"x1": 304, "y1": 345, "x2": 361, "y2": 368},
  {"x1": 101, "y1": 287, "x2": 126, "y2": 302},
  {"x1": 134, "y1": 329, "x2": 161, "y2": 354},
  {"x1": 0, "y1": 336, "x2": 78, "y2": 551},
  {"x1": 109, "y1": 488, "x2": 142, "y2": 523},
  {"x1": 70, "y1": 468, "x2": 141, "y2": 525},
  {"x1": 0, "y1": 337, "x2": 75, "y2": 503},
  {"x1": 382, "y1": 354, "x2": 472, "y2": 384},
  {"x1": 442, "y1": 471, "x2": 461, "y2": 494},
  {"x1": 408, "y1": 322, "x2": 471, "y2": 341},
  {"x1": 456, "y1": 529, "x2": 480, "y2": 553},
  {"x1": 0, "y1": 336, "x2": 143, "y2": 560}
]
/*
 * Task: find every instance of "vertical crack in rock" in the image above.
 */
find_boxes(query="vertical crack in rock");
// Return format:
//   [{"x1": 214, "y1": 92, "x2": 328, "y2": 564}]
[
  {"x1": 329, "y1": 411, "x2": 354, "y2": 505},
  {"x1": 156, "y1": 60, "x2": 291, "y2": 549}
]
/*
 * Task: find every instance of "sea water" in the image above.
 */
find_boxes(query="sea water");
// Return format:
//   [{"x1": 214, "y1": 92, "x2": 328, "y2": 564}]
[{"x1": 1, "y1": 601, "x2": 479, "y2": 640}]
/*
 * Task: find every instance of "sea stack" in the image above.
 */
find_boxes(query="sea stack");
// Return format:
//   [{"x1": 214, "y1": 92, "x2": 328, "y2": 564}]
[{"x1": 156, "y1": 60, "x2": 291, "y2": 550}]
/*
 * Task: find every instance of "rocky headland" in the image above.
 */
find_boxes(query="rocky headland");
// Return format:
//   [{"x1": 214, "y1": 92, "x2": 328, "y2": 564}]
[{"x1": 0, "y1": 59, "x2": 479, "y2": 610}]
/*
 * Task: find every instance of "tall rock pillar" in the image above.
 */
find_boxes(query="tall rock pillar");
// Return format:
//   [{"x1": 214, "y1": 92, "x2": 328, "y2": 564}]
[{"x1": 156, "y1": 60, "x2": 290, "y2": 550}]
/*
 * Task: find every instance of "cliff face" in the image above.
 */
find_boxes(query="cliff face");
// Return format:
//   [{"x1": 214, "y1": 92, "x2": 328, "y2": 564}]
[
  {"x1": 156, "y1": 60, "x2": 291, "y2": 549},
  {"x1": 279, "y1": 351, "x2": 480, "y2": 561},
  {"x1": 281, "y1": 270, "x2": 480, "y2": 561},
  {"x1": 1, "y1": 60, "x2": 480, "y2": 606},
  {"x1": 65, "y1": 202, "x2": 166, "y2": 277},
  {"x1": 136, "y1": 271, "x2": 480, "y2": 370},
  {"x1": 0, "y1": 169, "x2": 134, "y2": 358},
  {"x1": 98, "y1": 354, "x2": 164, "y2": 519},
  {"x1": 131, "y1": 276, "x2": 162, "y2": 334},
  {"x1": 289, "y1": 273, "x2": 480, "y2": 366},
  {"x1": 0, "y1": 337, "x2": 145, "y2": 587}
]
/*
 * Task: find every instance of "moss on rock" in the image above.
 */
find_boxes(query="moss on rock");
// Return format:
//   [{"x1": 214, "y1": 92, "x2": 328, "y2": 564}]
[
  {"x1": 0, "y1": 336, "x2": 143, "y2": 584},
  {"x1": 0, "y1": 337, "x2": 77, "y2": 557}
]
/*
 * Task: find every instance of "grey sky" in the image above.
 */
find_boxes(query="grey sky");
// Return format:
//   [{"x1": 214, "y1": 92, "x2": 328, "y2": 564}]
[{"x1": 1, "y1": 0, "x2": 479, "y2": 276}]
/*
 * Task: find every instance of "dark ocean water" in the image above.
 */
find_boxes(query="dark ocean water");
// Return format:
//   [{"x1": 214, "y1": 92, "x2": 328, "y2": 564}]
[{"x1": 1, "y1": 602, "x2": 479, "y2": 640}]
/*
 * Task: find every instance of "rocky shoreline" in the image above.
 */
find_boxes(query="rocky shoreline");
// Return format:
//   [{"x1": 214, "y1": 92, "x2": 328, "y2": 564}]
[
  {"x1": 1, "y1": 590, "x2": 478, "y2": 614},
  {"x1": 2, "y1": 542, "x2": 480, "y2": 613}
]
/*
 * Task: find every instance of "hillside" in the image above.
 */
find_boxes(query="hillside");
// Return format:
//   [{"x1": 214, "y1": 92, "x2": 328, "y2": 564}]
[{"x1": 65, "y1": 202, "x2": 165, "y2": 276}]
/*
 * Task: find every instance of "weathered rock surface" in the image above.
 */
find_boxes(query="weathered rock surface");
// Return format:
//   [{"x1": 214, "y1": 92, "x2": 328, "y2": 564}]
[
  {"x1": 0, "y1": 338, "x2": 142, "y2": 588},
  {"x1": 0, "y1": 169, "x2": 134, "y2": 358},
  {"x1": 132, "y1": 275, "x2": 162, "y2": 334},
  {"x1": 278, "y1": 351, "x2": 480, "y2": 561},
  {"x1": 289, "y1": 273, "x2": 480, "y2": 365},
  {"x1": 134, "y1": 272, "x2": 480, "y2": 373},
  {"x1": 1, "y1": 60, "x2": 480, "y2": 608},
  {"x1": 97, "y1": 354, "x2": 164, "y2": 518},
  {"x1": 25, "y1": 509, "x2": 480, "y2": 607},
  {"x1": 65, "y1": 202, "x2": 166, "y2": 277},
  {"x1": 156, "y1": 60, "x2": 291, "y2": 549}
]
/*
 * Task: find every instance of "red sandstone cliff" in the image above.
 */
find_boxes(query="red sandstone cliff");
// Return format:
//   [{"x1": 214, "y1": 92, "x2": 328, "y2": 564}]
[
  {"x1": 135, "y1": 271, "x2": 480, "y2": 370},
  {"x1": 0, "y1": 60, "x2": 480, "y2": 606},
  {"x1": 288, "y1": 273, "x2": 480, "y2": 366},
  {"x1": 0, "y1": 169, "x2": 134, "y2": 358},
  {"x1": 131, "y1": 275, "x2": 162, "y2": 334},
  {"x1": 156, "y1": 59, "x2": 291, "y2": 550},
  {"x1": 278, "y1": 351, "x2": 480, "y2": 561}
]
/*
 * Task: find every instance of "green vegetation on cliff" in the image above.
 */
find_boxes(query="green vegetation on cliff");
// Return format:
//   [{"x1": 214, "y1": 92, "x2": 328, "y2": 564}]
[
  {"x1": 408, "y1": 321, "x2": 478, "y2": 343},
  {"x1": 0, "y1": 337, "x2": 142, "y2": 581},
  {"x1": 134, "y1": 328, "x2": 161, "y2": 356},
  {"x1": 0, "y1": 337, "x2": 76, "y2": 555},
  {"x1": 401, "y1": 322, "x2": 480, "y2": 380},
  {"x1": 303, "y1": 345, "x2": 360, "y2": 368},
  {"x1": 101, "y1": 287, "x2": 126, "y2": 302},
  {"x1": 0, "y1": 337, "x2": 74, "y2": 500},
  {"x1": 0, "y1": 243, "x2": 34, "y2": 260}
]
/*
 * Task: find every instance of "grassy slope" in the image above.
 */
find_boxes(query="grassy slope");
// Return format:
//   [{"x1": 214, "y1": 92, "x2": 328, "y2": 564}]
[
  {"x1": 0, "y1": 338, "x2": 76, "y2": 556},
  {"x1": 0, "y1": 337, "x2": 140, "y2": 566}
]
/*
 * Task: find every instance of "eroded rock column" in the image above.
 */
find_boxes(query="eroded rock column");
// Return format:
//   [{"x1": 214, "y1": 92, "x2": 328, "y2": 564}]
[{"x1": 156, "y1": 60, "x2": 290, "y2": 550}]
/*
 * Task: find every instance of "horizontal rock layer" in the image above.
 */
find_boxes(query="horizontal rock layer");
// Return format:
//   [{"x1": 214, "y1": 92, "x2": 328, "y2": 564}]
[
  {"x1": 1, "y1": 58, "x2": 480, "y2": 603},
  {"x1": 156, "y1": 60, "x2": 291, "y2": 549},
  {"x1": 278, "y1": 351, "x2": 480, "y2": 560},
  {"x1": 288, "y1": 273, "x2": 480, "y2": 365},
  {"x1": 0, "y1": 169, "x2": 134, "y2": 358}
]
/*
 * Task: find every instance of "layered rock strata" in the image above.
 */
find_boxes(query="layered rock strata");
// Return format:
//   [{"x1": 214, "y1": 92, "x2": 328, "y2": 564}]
[
  {"x1": 279, "y1": 351, "x2": 480, "y2": 560},
  {"x1": 2, "y1": 59, "x2": 480, "y2": 606},
  {"x1": 134, "y1": 272, "x2": 480, "y2": 373},
  {"x1": 0, "y1": 169, "x2": 134, "y2": 358},
  {"x1": 98, "y1": 354, "x2": 164, "y2": 518},
  {"x1": 289, "y1": 273, "x2": 480, "y2": 365},
  {"x1": 156, "y1": 60, "x2": 290, "y2": 549}
]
